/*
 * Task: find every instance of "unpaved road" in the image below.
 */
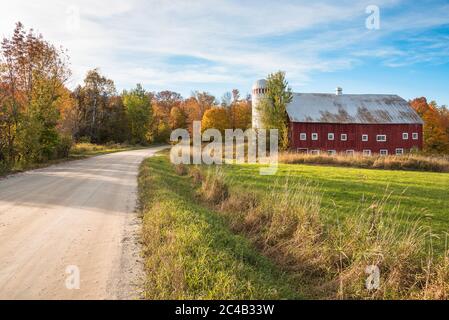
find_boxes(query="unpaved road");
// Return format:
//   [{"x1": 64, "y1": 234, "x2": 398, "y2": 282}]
[{"x1": 0, "y1": 146, "x2": 166, "y2": 300}]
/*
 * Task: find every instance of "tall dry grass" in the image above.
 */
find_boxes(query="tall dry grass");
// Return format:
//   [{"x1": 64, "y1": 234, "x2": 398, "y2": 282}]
[
  {"x1": 193, "y1": 165, "x2": 449, "y2": 299},
  {"x1": 279, "y1": 152, "x2": 449, "y2": 173}
]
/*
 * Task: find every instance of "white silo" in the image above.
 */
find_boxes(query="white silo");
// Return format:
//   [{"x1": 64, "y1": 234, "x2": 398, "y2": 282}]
[{"x1": 252, "y1": 79, "x2": 268, "y2": 129}]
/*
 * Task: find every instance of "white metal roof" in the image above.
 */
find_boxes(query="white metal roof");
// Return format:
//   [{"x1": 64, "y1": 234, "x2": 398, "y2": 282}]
[{"x1": 286, "y1": 93, "x2": 423, "y2": 124}]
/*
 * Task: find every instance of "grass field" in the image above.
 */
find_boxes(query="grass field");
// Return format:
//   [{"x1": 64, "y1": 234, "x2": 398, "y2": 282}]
[
  {"x1": 223, "y1": 162, "x2": 449, "y2": 241},
  {"x1": 138, "y1": 155, "x2": 301, "y2": 299},
  {"x1": 139, "y1": 152, "x2": 449, "y2": 299}
]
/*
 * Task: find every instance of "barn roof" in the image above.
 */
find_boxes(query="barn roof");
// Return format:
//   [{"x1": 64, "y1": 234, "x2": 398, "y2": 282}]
[{"x1": 286, "y1": 93, "x2": 423, "y2": 124}]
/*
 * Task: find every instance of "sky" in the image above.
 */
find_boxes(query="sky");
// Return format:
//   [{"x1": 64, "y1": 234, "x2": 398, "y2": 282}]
[{"x1": 1, "y1": 0, "x2": 448, "y2": 105}]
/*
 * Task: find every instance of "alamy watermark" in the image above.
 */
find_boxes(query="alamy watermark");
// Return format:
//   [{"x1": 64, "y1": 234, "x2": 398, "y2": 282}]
[
  {"x1": 365, "y1": 265, "x2": 381, "y2": 290},
  {"x1": 66, "y1": 5, "x2": 81, "y2": 33},
  {"x1": 65, "y1": 265, "x2": 80, "y2": 290},
  {"x1": 170, "y1": 121, "x2": 279, "y2": 175},
  {"x1": 366, "y1": 5, "x2": 380, "y2": 30}
]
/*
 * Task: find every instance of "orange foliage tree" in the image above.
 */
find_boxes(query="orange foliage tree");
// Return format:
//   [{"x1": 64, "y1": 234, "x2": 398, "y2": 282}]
[
  {"x1": 410, "y1": 97, "x2": 449, "y2": 154},
  {"x1": 201, "y1": 107, "x2": 231, "y2": 134}
]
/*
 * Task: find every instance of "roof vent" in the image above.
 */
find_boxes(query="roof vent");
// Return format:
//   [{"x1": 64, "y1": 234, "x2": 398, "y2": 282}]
[{"x1": 336, "y1": 87, "x2": 343, "y2": 96}]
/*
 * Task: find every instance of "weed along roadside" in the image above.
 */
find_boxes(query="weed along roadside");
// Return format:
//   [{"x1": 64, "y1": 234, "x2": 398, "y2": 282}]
[
  {"x1": 137, "y1": 153, "x2": 300, "y2": 300},
  {"x1": 138, "y1": 151, "x2": 449, "y2": 300}
]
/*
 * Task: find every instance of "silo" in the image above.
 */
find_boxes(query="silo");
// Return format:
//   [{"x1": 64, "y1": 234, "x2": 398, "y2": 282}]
[{"x1": 251, "y1": 79, "x2": 268, "y2": 129}]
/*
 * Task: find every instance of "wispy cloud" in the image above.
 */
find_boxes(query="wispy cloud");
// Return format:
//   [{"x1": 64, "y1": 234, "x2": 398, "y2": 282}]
[{"x1": 1, "y1": 0, "x2": 448, "y2": 98}]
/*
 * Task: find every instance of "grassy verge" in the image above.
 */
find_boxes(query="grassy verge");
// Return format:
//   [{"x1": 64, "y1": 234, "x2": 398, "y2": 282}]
[
  {"x1": 0, "y1": 143, "x2": 143, "y2": 177},
  {"x1": 140, "y1": 152, "x2": 449, "y2": 299},
  {"x1": 138, "y1": 154, "x2": 300, "y2": 300},
  {"x1": 69, "y1": 142, "x2": 143, "y2": 159},
  {"x1": 279, "y1": 152, "x2": 449, "y2": 173}
]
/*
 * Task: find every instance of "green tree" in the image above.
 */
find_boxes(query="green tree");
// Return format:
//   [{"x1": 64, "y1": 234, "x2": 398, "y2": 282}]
[
  {"x1": 259, "y1": 71, "x2": 293, "y2": 150},
  {"x1": 122, "y1": 84, "x2": 152, "y2": 145}
]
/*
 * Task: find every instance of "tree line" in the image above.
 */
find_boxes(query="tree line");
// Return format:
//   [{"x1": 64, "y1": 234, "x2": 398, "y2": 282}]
[
  {"x1": 2, "y1": 22, "x2": 448, "y2": 173},
  {"x1": 0, "y1": 23, "x2": 252, "y2": 172}
]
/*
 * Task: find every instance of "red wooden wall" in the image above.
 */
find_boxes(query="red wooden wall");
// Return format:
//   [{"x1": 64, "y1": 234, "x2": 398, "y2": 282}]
[{"x1": 289, "y1": 122, "x2": 423, "y2": 154}]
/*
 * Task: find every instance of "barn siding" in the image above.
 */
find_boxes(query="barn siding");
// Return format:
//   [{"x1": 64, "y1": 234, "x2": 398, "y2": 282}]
[{"x1": 290, "y1": 122, "x2": 423, "y2": 154}]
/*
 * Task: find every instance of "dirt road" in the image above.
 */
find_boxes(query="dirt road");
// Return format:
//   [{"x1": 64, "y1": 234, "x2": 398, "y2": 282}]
[{"x1": 0, "y1": 147, "x2": 166, "y2": 300}]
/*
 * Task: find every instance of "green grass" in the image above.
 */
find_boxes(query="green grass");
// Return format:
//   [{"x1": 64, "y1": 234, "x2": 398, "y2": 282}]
[
  {"x1": 221, "y1": 163, "x2": 449, "y2": 243},
  {"x1": 138, "y1": 155, "x2": 301, "y2": 300},
  {"x1": 139, "y1": 153, "x2": 449, "y2": 299}
]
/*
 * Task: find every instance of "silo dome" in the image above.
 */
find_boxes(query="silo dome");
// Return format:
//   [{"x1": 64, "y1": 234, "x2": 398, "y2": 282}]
[
  {"x1": 252, "y1": 79, "x2": 267, "y2": 94},
  {"x1": 251, "y1": 79, "x2": 268, "y2": 129}
]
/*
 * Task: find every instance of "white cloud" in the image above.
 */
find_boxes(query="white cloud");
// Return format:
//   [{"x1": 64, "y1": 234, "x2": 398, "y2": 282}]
[{"x1": 1, "y1": 0, "x2": 448, "y2": 96}]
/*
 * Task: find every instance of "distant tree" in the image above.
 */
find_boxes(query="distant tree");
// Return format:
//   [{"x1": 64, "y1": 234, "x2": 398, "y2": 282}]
[
  {"x1": 201, "y1": 107, "x2": 231, "y2": 134},
  {"x1": 232, "y1": 89, "x2": 241, "y2": 103},
  {"x1": 221, "y1": 92, "x2": 232, "y2": 108},
  {"x1": 410, "y1": 97, "x2": 449, "y2": 154},
  {"x1": 73, "y1": 69, "x2": 117, "y2": 143},
  {"x1": 259, "y1": 71, "x2": 293, "y2": 150},
  {"x1": 230, "y1": 100, "x2": 252, "y2": 130},
  {"x1": 122, "y1": 84, "x2": 152, "y2": 145},
  {"x1": 155, "y1": 90, "x2": 182, "y2": 115},
  {"x1": 192, "y1": 91, "x2": 216, "y2": 116},
  {"x1": 169, "y1": 106, "x2": 187, "y2": 130}
]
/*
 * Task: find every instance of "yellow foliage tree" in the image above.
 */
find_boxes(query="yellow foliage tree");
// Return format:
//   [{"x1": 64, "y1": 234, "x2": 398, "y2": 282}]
[
  {"x1": 230, "y1": 100, "x2": 252, "y2": 130},
  {"x1": 201, "y1": 107, "x2": 231, "y2": 134}
]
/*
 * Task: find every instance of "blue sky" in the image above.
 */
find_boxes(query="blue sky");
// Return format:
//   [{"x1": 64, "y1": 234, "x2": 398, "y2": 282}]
[{"x1": 1, "y1": 0, "x2": 448, "y2": 105}]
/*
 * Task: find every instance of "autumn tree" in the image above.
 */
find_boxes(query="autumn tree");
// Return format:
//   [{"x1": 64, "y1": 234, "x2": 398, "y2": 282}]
[
  {"x1": 169, "y1": 106, "x2": 187, "y2": 130},
  {"x1": 192, "y1": 91, "x2": 216, "y2": 116},
  {"x1": 259, "y1": 71, "x2": 293, "y2": 150},
  {"x1": 410, "y1": 97, "x2": 449, "y2": 153},
  {"x1": 230, "y1": 100, "x2": 252, "y2": 130},
  {"x1": 72, "y1": 69, "x2": 121, "y2": 143},
  {"x1": 0, "y1": 22, "x2": 72, "y2": 165},
  {"x1": 201, "y1": 107, "x2": 231, "y2": 134}
]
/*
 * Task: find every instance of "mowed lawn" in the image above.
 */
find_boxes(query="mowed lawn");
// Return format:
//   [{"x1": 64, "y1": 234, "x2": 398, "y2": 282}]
[{"x1": 222, "y1": 163, "x2": 449, "y2": 244}]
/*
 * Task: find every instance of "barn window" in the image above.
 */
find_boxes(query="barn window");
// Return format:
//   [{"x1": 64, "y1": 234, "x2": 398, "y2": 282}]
[
  {"x1": 328, "y1": 133, "x2": 335, "y2": 141},
  {"x1": 403, "y1": 133, "x2": 409, "y2": 140},
  {"x1": 412, "y1": 133, "x2": 419, "y2": 140},
  {"x1": 380, "y1": 149, "x2": 388, "y2": 156},
  {"x1": 328, "y1": 150, "x2": 336, "y2": 156},
  {"x1": 341, "y1": 134, "x2": 348, "y2": 141},
  {"x1": 310, "y1": 150, "x2": 320, "y2": 155},
  {"x1": 396, "y1": 148, "x2": 404, "y2": 155},
  {"x1": 300, "y1": 133, "x2": 307, "y2": 141},
  {"x1": 312, "y1": 133, "x2": 318, "y2": 141},
  {"x1": 346, "y1": 150, "x2": 355, "y2": 156},
  {"x1": 363, "y1": 150, "x2": 372, "y2": 156},
  {"x1": 362, "y1": 134, "x2": 369, "y2": 142},
  {"x1": 376, "y1": 135, "x2": 387, "y2": 142}
]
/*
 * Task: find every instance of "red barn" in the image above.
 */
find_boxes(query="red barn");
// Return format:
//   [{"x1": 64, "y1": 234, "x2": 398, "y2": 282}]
[{"x1": 252, "y1": 81, "x2": 424, "y2": 155}]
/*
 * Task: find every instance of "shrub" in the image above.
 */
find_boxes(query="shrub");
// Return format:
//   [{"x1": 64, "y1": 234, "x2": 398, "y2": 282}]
[
  {"x1": 78, "y1": 136, "x2": 91, "y2": 144},
  {"x1": 199, "y1": 167, "x2": 229, "y2": 205},
  {"x1": 57, "y1": 135, "x2": 73, "y2": 158},
  {"x1": 174, "y1": 163, "x2": 188, "y2": 176},
  {"x1": 189, "y1": 166, "x2": 203, "y2": 185}
]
